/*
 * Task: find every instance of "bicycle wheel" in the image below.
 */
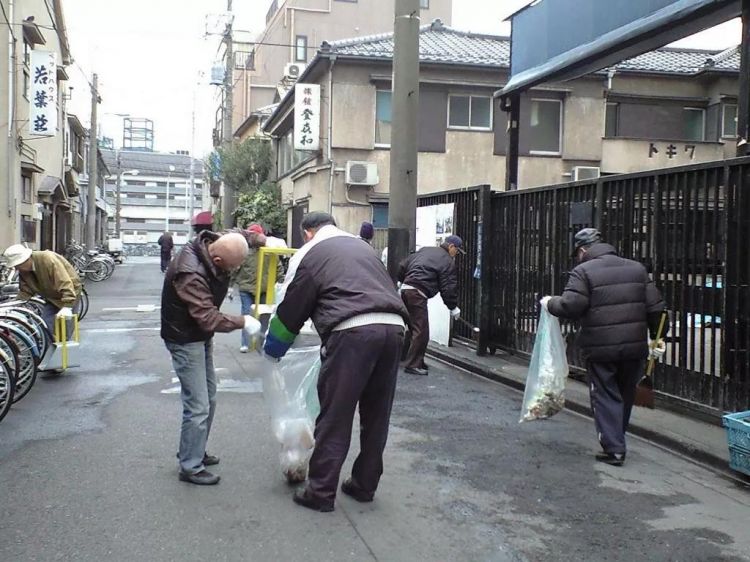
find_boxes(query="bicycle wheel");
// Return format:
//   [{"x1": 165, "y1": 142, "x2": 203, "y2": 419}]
[
  {"x1": 85, "y1": 260, "x2": 108, "y2": 282},
  {"x1": 75, "y1": 288, "x2": 89, "y2": 321},
  {"x1": 0, "y1": 340, "x2": 16, "y2": 422},
  {"x1": 0, "y1": 309, "x2": 48, "y2": 358},
  {"x1": 0, "y1": 321, "x2": 39, "y2": 403}
]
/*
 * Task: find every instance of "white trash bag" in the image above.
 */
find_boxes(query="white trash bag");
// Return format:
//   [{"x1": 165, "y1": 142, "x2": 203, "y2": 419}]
[
  {"x1": 520, "y1": 307, "x2": 569, "y2": 422},
  {"x1": 263, "y1": 346, "x2": 321, "y2": 483}
]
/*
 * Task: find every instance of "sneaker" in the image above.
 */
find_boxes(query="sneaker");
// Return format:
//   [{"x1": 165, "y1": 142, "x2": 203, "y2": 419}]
[
  {"x1": 404, "y1": 367, "x2": 428, "y2": 376},
  {"x1": 178, "y1": 470, "x2": 220, "y2": 485},
  {"x1": 239, "y1": 345, "x2": 249, "y2": 353},
  {"x1": 595, "y1": 452, "x2": 626, "y2": 466},
  {"x1": 203, "y1": 453, "x2": 220, "y2": 466}
]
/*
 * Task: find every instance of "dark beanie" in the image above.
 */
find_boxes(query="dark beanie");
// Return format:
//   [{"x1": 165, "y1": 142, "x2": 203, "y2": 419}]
[{"x1": 359, "y1": 221, "x2": 374, "y2": 240}]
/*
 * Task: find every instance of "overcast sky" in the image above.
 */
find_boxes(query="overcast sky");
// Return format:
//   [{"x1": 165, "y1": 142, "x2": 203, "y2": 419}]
[{"x1": 61, "y1": 1, "x2": 742, "y2": 159}]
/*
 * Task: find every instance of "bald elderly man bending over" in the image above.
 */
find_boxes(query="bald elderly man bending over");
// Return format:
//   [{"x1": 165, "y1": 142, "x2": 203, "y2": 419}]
[{"x1": 161, "y1": 231, "x2": 262, "y2": 485}]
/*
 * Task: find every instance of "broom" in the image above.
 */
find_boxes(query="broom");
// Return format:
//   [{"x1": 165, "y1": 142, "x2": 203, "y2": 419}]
[{"x1": 635, "y1": 312, "x2": 667, "y2": 409}]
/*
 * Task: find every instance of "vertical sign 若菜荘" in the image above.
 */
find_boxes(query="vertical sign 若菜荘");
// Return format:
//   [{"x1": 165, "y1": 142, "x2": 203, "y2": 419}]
[
  {"x1": 29, "y1": 51, "x2": 58, "y2": 137},
  {"x1": 294, "y1": 84, "x2": 320, "y2": 151}
]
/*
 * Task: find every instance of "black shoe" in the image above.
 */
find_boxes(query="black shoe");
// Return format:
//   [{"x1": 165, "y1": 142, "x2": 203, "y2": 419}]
[
  {"x1": 178, "y1": 470, "x2": 220, "y2": 485},
  {"x1": 293, "y1": 488, "x2": 334, "y2": 512},
  {"x1": 203, "y1": 453, "x2": 220, "y2": 466},
  {"x1": 341, "y1": 478, "x2": 374, "y2": 503},
  {"x1": 596, "y1": 452, "x2": 626, "y2": 466},
  {"x1": 405, "y1": 367, "x2": 428, "y2": 376}
]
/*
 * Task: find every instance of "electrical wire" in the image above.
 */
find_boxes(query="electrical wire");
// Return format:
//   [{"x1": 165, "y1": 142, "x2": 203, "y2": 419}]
[{"x1": 0, "y1": 0, "x2": 17, "y2": 42}]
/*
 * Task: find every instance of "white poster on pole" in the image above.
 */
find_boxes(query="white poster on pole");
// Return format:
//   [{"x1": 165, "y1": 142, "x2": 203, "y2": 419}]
[
  {"x1": 294, "y1": 84, "x2": 320, "y2": 151},
  {"x1": 29, "y1": 51, "x2": 58, "y2": 137}
]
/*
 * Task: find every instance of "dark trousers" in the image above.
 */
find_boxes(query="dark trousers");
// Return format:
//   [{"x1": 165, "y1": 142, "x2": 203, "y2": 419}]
[
  {"x1": 160, "y1": 250, "x2": 172, "y2": 272},
  {"x1": 401, "y1": 289, "x2": 429, "y2": 369},
  {"x1": 307, "y1": 324, "x2": 404, "y2": 503},
  {"x1": 587, "y1": 359, "x2": 646, "y2": 454}
]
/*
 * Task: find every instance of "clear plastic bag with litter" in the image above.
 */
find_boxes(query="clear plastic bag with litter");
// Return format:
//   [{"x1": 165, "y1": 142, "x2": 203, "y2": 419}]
[
  {"x1": 520, "y1": 307, "x2": 569, "y2": 422},
  {"x1": 263, "y1": 346, "x2": 321, "y2": 483}
]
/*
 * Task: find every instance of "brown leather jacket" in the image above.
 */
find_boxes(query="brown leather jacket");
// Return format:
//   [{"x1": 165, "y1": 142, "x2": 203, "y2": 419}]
[{"x1": 160, "y1": 232, "x2": 244, "y2": 344}]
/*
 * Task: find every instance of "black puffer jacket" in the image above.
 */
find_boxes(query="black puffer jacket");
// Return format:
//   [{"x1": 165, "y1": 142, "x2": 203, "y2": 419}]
[
  {"x1": 398, "y1": 246, "x2": 458, "y2": 309},
  {"x1": 547, "y1": 243, "x2": 666, "y2": 362}
]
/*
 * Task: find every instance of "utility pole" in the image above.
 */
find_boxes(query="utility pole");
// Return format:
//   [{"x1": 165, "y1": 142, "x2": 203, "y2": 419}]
[
  {"x1": 86, "y1": 73, "x2": 100, "y2": 249},
  {"x1": 221, "y1": 0, "x2": 234, "y2": 227},
  {"x1": 115, "y1": 150, "x2": 122, "y2": 237},
  {"x1": 387, "y1": 0, "x2": 420, "y2": 280}
]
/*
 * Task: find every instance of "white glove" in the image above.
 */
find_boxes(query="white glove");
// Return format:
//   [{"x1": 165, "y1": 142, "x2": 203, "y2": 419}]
[
  {"x1": 57, "y1": 307, "x2": 73, "y2": 318},
  {"x1": 227, "y1": 288, "x2": 234, "y2": 301},
  {"x1": 450, "y1": 307, "x2": 461, "y2": 319},
  {"x1": 243, "y1": 315, "x2": 261, "y2": 336},
  {"x1": 648, "y1": 338, "x2": 666, "y2": 360},
  {"x1": 539, "y1": 296, "x2": 552, "y2": 311}
]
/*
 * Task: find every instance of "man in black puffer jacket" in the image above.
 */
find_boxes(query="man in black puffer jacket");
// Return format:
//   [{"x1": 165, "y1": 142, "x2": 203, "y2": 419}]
[
  {"x1": 398, "y1": 235, "x2": 464, "y2": 376},
  {"x1": 541, "y1": 228, "x2": 668, "y2": 466}
]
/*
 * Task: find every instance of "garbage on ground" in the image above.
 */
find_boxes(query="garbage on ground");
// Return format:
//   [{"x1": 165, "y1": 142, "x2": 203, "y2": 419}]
[
  {"x1": 520, "y1": 307, "x2": 569, "y2": 422},
  {"x1": 263, "y1": 346, "x2": 321, "y2": 483}
]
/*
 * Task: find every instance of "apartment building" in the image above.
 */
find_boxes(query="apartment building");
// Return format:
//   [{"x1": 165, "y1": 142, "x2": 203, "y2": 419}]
[
  {"x1": 0, "y1": 0, "x2": 76, "y2": 251},
  {"x1": 101, "y1": 150, "x2": 207, "y2": 247},
  {"x1": 262, "y1": 21, "x2": 740, "y2": 239},
  {"x1": 228, "y1": 0, "x2": 453, "y2": 139}
]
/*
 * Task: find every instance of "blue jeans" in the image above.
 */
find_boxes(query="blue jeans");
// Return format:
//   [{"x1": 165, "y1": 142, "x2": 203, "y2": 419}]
[
  {"x1": 239, "y1": 291, "x2": 254, "y2": 347},
  {"x1": 165, "y1": 339, "x2": 217, "y2": 474}
]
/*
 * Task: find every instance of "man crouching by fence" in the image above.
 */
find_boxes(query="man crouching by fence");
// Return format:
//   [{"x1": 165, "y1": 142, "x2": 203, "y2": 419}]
[
  {"x1": 161, "y1": 231, "x2": 261, "y2": 485},
  {"x1": 263, "y1": 212, "x2": 409, "y2": 512}
]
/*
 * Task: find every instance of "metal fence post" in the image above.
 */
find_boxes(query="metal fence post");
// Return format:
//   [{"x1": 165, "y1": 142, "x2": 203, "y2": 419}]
[{"x1": 476, "y1": 185, "x2": 492, "y2": 356}]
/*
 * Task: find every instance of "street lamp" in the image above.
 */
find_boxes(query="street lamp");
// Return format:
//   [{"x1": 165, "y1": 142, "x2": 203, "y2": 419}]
[
  {"x1": 165, "y1": 165, "x2": 176, "y2": 233},
  {"x1": 115, "y1": 168, "x2": 138, "y2": 237}
]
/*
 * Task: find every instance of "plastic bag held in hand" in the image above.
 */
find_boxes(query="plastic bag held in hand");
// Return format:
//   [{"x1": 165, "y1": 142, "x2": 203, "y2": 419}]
[
  {"x1": 262, "y1": 346, "x2": 321, "y2": 483},
  {"x1": 520, "y1": 307, "x2": 569, "y2": 422}
]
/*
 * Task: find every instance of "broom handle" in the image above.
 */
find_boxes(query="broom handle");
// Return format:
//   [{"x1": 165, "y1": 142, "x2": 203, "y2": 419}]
[{"x1": 646, "y1": 311, "x2": 668, "y2": 377}]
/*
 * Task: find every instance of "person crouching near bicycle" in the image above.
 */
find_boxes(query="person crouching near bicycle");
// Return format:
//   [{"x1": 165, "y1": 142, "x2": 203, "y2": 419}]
[{"x1": 2, "y1": 244, "x2": 81, "y2": 333}]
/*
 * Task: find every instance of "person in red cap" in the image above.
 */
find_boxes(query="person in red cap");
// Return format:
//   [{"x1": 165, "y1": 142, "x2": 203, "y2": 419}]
[{"x1": 192, "y1": 211, "x2": 214, "y2": 236}]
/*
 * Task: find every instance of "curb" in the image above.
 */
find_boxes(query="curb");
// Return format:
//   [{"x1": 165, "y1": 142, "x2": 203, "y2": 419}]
[{"x1": 426, "y1": 345, "x2": 737, "y2": 478}]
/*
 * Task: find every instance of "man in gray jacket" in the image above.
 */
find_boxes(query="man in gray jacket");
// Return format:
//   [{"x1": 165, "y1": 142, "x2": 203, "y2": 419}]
[
  {"x1": 264, "y1": 212, "x2": 408, "y2": 512},
  {"x1": 541, "y1": 228, "x2": 668, "y2": 466}
]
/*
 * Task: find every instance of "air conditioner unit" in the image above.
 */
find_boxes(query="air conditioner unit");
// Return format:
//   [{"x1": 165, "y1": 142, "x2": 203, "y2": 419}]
[
  {"x1": 572, "y1": 166, "x2": 601, "y2": 181},
  {"x1": 346, "y1": 161, "x2": 379, "y2": 186},
  {"x1": 284, "y1": 62, "x2": 304, "y2": 80}
]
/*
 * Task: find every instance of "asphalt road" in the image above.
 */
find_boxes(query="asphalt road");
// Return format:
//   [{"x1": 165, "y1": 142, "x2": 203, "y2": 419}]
[{"x1": 0, "y1": 257, "x2": 748, "y2": 562}]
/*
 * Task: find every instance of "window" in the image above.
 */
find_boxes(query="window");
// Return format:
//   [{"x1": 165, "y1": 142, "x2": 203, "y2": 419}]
[
  {"x1": 448, "y1": 95, "x2": 492, "y2": 130},
  {"x1": 21, "y1": 215, "x2": 36, "y2": 243},
  {"x1": 723, "y1": 103, "x2": 738, "y2": 138},
  {"x1": 375, "y1": 90, "x2": 392, "y2": 147},
  {"x1": 529, "y1": 98, "x2": 562, "y2": 154},
  {"x1": 278, "y1": 130, "x2": 315, "y2": 177},
  {"x1": 683, "y1": 107, "x2": 705, "y2": 141},
  {"x1": 295, "y1": 35, "x2": 308, "y2": 63},
  {"x1": 372, "y1": 203, "x2": 388, "y2": 228},
  {"x1": 145, "y1": 194, "x2": 157, "y2": 199},
  {"x1": 21, "y1": 174, "x2": 32, "y2": 203},
  {"x1": 605, "y1": 102, "x2": 619, "y2": 137},
  {"x1": 420, "y1": 0, "x2": 430, "y2": 7}
]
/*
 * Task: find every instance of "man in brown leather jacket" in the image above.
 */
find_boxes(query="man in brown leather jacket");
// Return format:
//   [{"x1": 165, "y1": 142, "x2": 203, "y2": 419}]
[{"x1": 161, "y1": 231, "x2": 261, "y2": 485}]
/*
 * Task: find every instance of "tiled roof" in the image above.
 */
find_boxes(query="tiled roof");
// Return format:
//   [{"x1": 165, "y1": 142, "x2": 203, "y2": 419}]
[
  {"x1": 100, "y1": 149, "x2": 204, "y2": 178},
  {"x1": 322, "y1": 20, "x2": 739, "y2": 76},
  {"x1": 323, "y1": 20, "x2": 509, "y2": 68}
]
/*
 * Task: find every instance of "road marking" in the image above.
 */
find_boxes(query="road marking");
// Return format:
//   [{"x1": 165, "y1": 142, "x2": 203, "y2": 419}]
[
  {"x1": 161, "y1": 378, "x2": 263, "y2": 395},
  {"x1": 102, "y1": 304, "x2": 160, "y2": 312}
]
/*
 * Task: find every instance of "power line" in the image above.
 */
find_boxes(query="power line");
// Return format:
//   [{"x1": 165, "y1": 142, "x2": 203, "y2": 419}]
[{"x1": 0, "y1": 0, "x2": 17, "y2": 42}]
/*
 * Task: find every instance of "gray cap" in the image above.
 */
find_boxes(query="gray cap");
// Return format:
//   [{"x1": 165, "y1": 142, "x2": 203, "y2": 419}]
[{"x1": 572, "y1": 228, "x2": 602, "y2": 256}]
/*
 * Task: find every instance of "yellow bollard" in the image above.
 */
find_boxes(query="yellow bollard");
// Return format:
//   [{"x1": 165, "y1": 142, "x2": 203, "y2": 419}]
[{"x1": 252, "y1": 247, "x2": 297, "y2": 349}]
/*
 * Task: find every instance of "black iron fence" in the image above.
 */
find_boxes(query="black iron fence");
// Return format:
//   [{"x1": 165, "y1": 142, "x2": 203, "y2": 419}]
[{"x1": 439, "y1": 158, "x2": 750, "y2": 415}]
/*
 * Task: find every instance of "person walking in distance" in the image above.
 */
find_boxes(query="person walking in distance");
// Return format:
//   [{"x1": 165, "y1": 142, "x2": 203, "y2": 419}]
[
  {"x1": 157, "y1": 231, "x2": 174, "y2": 273},
  {"x1": 161, "y1": 231, "x2": 262, "y2": 485},
  {"x1": 264, "y1": 212, "x2": 408, "y2": 512},
  {"x1": 398, "y1": 236, "x2": 464, "y2": 376},
  {"x1": 541, "y1": 228, "x2": 668, "y2": 466}
]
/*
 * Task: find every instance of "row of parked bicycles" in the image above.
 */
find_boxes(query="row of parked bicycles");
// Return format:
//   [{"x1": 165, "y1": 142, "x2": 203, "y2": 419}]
[
  {"x1": 0, "y1": 247, "x2": 98, "y2": 423},
  {"x1": 64, "y1": 242, "x2": 118, "y2": 282}
]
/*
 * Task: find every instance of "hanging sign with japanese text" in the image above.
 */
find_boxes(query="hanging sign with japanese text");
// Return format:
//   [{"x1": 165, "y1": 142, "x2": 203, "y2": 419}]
[
  {"x1": 294, "y1": 83, "x2": 320, "y2": 151},
  {"x1": 29, "y1": 50, "x2": 58, "y2": 137}
]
